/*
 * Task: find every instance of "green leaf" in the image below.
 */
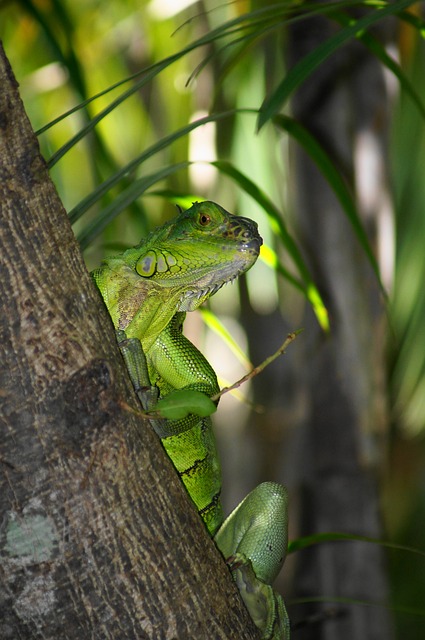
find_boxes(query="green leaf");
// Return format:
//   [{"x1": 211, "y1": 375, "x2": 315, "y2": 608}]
[
  {"x1": 288, "y1": 530, "x2": 425, "y2": 559},
  {"x1": 273, "y1": 114, "x2": 384, "y2": 293},
  {"x1": 44, "y1": 4, "x2": 294, "y2": 164},
  {"x1": 333, "y1": 10, "x2": 425, "y2": 121},
  {"x1": 154, "y1": 390, "x2": 217, "y2": 421},
  {"x1": 289, "y1": 594, "x2": 425, "y2": 617},
  {"x1": 76, "y1": 163, "x2": 189, "y2": 249},
  {"x1": 258, "y1": 0, "x2": 417, "y2": 130},
  {"x1": 70, "y1": 111, "x2": 239, "y2": 231}
]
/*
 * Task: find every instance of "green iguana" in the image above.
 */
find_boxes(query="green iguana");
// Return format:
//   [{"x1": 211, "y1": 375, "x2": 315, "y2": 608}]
[{"x1": 92, "y1": 201, "x2": 290, "y2": 639}]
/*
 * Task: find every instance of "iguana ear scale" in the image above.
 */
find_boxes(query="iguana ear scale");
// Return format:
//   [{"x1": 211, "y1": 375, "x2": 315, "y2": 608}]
[
  {"x1": 136, "y1": 249, "x2": 180, "y2": 278},
  {"x1": 136, "y1": 250, "x2": 157, "y2": 277}
]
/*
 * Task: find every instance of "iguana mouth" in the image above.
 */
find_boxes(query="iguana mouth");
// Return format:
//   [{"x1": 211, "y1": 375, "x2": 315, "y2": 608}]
[
  {"x1": 178, "y1": 280, "x2": 230, "y2": 311},
  {"x1": 184, "y1": 282, "x2": 224, "y2": 303},
  {"x1": 177, "y1": 227, "x2": 262, "y2": 312}
]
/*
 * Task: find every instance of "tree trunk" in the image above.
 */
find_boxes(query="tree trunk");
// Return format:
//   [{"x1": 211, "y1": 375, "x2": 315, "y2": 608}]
[
  {"x1": 0, "y1": 43, "x2": 258, "y2": 640},
  {"x1": 287, "y1": 13, "x2": 394, "y2": 640}
]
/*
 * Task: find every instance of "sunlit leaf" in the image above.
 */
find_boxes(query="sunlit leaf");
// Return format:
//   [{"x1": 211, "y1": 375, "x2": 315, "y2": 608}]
[
  {"x1": 200, "y1": 308, "x2": 252, "y2": 369},
  {"x1": 69, "y1": 111, "x2": 238, "y2": 226}
]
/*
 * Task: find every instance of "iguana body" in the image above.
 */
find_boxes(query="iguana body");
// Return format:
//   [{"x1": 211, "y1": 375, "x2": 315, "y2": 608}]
[{"x1": 92, "y1": 201, "x2": 289, "y2": 639}]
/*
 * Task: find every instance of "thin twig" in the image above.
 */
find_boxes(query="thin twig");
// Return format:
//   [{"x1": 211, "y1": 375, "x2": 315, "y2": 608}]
[{"x1": 211, "y1": 329, "x2": 303, "y2": 402}]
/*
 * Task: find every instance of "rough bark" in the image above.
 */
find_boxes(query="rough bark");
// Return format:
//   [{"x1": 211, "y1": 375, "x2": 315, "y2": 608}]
[{"x1": 0, "y1": 43, "x2": 259, "y2": 639}]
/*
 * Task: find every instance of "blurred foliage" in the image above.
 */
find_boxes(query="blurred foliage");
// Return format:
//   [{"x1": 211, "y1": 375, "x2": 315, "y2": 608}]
[
  {"x1": 387, "y1": 28, "x2": 425, "y2": 640},
  {"x1": 2, "y1": 0, "x2": 425, "y2": 637},
  {"x1": 390, "y1": 34, "x2": 425, "y2": 435}
]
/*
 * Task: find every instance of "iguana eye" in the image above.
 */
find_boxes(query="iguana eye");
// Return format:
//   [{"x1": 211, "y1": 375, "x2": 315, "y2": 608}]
[{"x1": 199, "y1": 213, "x2": 210, "y2": 226}]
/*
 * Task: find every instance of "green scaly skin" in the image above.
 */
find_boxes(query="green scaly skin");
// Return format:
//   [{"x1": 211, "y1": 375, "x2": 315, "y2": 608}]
[{"x1": 92, "y1": 201, "x2": 289, "y2": 639}]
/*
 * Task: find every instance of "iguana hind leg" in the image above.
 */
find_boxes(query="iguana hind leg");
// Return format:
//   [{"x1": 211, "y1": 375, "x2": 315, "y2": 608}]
[{"x1": 214, "y1": 482, "x2": 290, "y2": 640}]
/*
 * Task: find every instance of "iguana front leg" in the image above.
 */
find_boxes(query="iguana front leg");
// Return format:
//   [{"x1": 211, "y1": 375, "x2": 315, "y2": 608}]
[{"x1": 116, "y1": 329, "x2": 161, "y2": 423}]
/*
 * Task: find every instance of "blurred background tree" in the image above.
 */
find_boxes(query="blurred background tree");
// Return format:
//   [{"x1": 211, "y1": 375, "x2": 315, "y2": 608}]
[{"x1": 2, "y1": 1, "x2": 425, "y2": 638}]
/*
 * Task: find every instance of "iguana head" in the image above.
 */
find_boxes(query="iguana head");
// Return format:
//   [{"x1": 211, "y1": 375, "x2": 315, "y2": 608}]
[{"x1": 134, "y1": 201, "x2": 262, "y2": 311}]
